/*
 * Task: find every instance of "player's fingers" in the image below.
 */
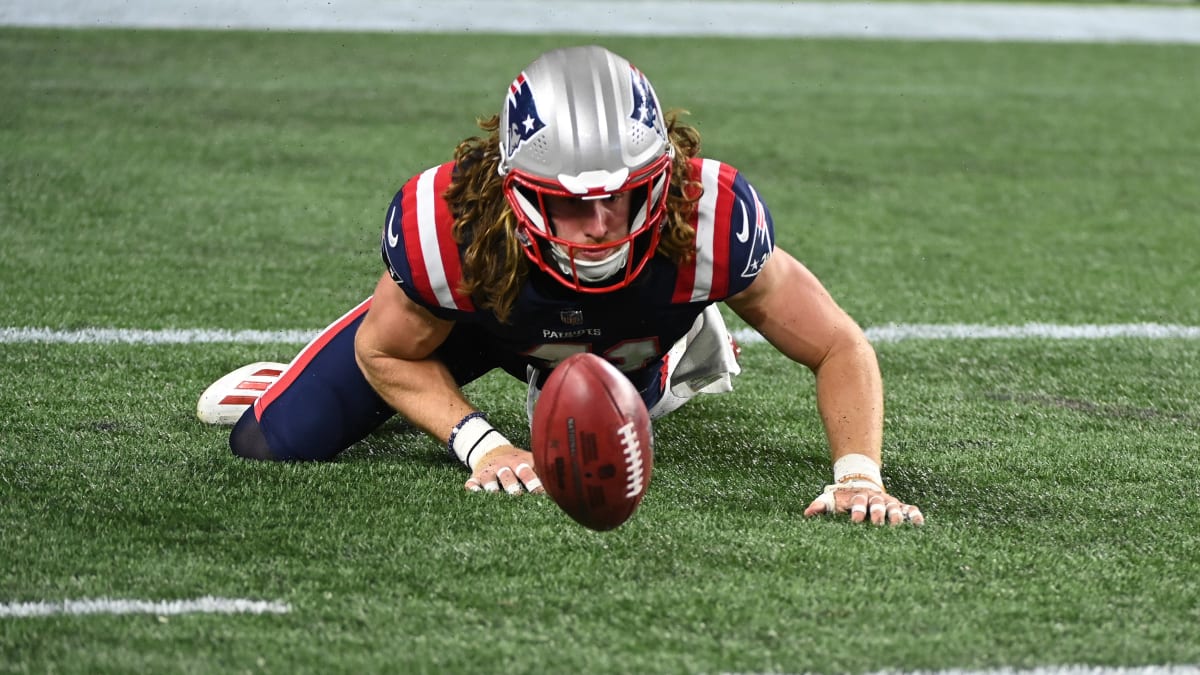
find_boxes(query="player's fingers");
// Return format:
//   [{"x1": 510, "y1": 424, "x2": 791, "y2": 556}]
[
  {"x1": 515, "y1": 462, "x2": 544, "y2": 495},
  {"x1": 803, "y1": 496, "x2": 829, "y2": 517},
  {"x1": 465, "y1": 477, "x2": 483, "y2": 492},
  {"x1": 886, "y1": 501, "x2": 905, "y2": 526},
  {"x1": 810, "y1": 490, "x2": 837, "y2": 517},
  {"x1": 849, "y1": 494, "x2": 869, "y2": 523},
  {"x1": 495, "y1": 466, "x2": 521, "y2": 495},
  {"x1": 906, "y1": 505, "x2": 926, "y2": 526},
  {"x1": 824, "y1": 491, "x2": 838, "y2": 514},
  {"x1": 868, "y1": 495, "x2": 888, "y2": 525}
]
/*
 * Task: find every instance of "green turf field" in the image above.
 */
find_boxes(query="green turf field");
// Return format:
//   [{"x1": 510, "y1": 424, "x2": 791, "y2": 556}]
[{"x1": 2, "y1": 26, "x2": 1199, "y2": 675}]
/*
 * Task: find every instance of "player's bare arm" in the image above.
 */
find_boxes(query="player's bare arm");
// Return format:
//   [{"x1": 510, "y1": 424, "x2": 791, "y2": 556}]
[
  {"x1": 724, "y1": 248, "x2": 923, "y2": 525},
  {"x1": 354, "y1": 272, "x2": 464, "y2": 430},
  {"x1": 354, "y1": 273, "x2": 543, "y2": 495}
]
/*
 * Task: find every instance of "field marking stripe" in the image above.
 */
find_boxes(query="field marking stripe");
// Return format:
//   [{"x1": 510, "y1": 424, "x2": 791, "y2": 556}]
[
  {"x1": 860, "y1": 322, "x2": 1200, "y2": 342},
  {"x1": 2, "y1": 1, "x2": 1198, "y2": 44},
  {"x1": 868, "y1": 662, "x2": 1200, "y2": 667},
  {"x1": 1, "y1": 324, "x2": 1198, "y2": 346},
  {"x1": 0, "y1": 597, "x2": 290, "y2": 617},
  {"x1": 0, "y1": 327, "x2": 320, "y2": 344}
]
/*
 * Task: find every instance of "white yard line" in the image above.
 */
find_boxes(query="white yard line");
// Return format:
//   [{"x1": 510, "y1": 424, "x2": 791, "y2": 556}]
[
  {"x1": 1, "y1": 0, "x2": 1199, "y2": 44},
  {"x1": 857, "y1": 322, "x2": 1200, "y2": 342},
  {"x1": 0, "y1": 327, "x2": 321, "y2": 345},
  {"x1": 873, "y1": 662, "x2": 1200, "y2": 667},
  {"x1": 1, "y1": 324, "x2": 1198, "y2": 346},
  {"x1": 0, "y1": 597, "x2": 290, "y2": 617}
]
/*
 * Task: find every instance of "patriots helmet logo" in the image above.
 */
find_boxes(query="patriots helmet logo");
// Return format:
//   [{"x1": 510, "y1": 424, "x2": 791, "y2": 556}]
[
  {"x1": 504, "y1": 73, "x2": 546, "y2": 160},
  {"x1": 629, "y1": 66, "x2": 665, "y2": 139}
]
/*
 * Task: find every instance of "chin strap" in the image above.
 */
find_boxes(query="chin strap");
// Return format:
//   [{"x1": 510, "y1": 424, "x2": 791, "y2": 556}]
[{"x1": 551, "y1": 242, "x2": 630, "y2": 282}]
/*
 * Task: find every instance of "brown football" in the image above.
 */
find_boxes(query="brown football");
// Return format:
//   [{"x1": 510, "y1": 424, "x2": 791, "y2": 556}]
[{"x1": 531, "y1": 353, "x2": 653, "y2": 531}]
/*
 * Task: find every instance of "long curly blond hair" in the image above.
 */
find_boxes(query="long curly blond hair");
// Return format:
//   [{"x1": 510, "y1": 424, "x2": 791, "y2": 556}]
[{"x1": 444, "y1": 110, "x2": 703, "y2": 323}]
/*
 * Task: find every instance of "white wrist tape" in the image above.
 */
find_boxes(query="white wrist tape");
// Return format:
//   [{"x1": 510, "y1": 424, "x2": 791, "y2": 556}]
[
  {"x1": 449, "y1": 413, "x2": 511, "y2": 470},
  {"x1": 832, "y1": 453, "x2": 884, "y2": 490}
]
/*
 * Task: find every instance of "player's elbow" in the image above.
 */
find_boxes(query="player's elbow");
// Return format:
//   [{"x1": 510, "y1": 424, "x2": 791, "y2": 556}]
[
  {"x1": 821, "y1": 324, "x2": 879, "y2": 375},
  {"x1": 353, "y1": 329, "x2": 391, "y2": 389}
]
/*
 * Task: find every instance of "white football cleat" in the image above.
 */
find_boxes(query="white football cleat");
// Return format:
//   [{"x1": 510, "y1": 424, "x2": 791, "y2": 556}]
[{"x1": 196, "y1": 362, "x2": 288, "y2": 425}]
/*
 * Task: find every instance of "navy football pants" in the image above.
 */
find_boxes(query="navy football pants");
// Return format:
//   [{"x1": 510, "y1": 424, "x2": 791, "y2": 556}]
[{"x1": 230, "y1": 298, "x2": 501, "y2": 461}]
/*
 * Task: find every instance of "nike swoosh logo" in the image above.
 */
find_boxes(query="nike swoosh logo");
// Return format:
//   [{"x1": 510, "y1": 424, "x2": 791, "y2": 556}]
[
  {"x1": 736, "y1": 202, "x2": 750, "y2": 243},
  {"x1": 386, "y1": 205, "x2": 400, "y2": 247}
]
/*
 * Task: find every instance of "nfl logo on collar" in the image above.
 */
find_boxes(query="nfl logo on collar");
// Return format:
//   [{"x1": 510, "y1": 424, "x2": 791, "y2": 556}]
[{"x1": 560, "y1": 309, "x2": 584, "y2": 326}]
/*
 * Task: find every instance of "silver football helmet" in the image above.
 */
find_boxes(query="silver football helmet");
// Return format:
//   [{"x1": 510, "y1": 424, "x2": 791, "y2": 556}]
[{"x1": 498, "y1": 46, "x2": 674, "y2": 292}]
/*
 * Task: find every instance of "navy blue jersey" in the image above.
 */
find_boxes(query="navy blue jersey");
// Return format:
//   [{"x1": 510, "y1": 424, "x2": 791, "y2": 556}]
[{"x1": 380, "y1": 157, "x2": 775, "y2": 392}]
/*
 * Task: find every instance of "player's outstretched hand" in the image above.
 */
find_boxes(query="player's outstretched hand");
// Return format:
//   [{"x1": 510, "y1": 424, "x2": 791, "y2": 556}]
[
  {"x1": 464, "y1": 446, "x2": 545, "y2": 495},
  {"x1": 803, "y1": 485, "x2": 925, "y2": 526}
]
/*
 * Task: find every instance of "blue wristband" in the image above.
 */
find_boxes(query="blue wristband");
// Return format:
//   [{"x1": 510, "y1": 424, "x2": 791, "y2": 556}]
[{"x1": 447, "y1": 411, "x2": 489, "y2": 460}]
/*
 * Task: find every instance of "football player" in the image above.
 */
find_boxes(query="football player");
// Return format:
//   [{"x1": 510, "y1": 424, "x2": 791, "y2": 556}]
[{"x1": 198, "y1": 45, "x2": 923, "y2": 526}]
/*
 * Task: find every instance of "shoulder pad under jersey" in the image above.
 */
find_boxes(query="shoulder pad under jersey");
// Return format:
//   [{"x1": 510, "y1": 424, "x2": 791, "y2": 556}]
[
  {"x1": 670, "y1": 158, "x2": 775, "y2": 304},
  {"x1": 380, "y1": 162, "x2": 476, "y2": 315}
]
